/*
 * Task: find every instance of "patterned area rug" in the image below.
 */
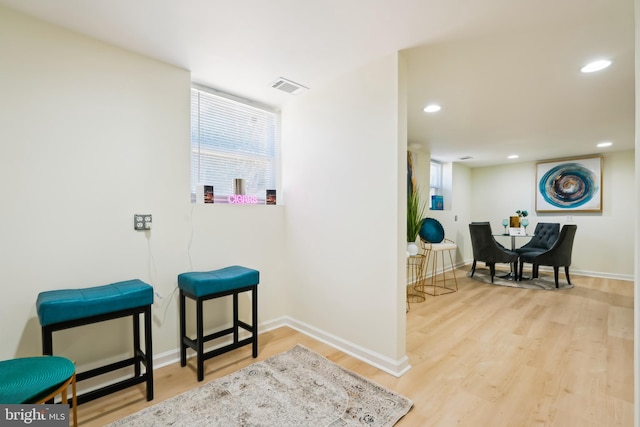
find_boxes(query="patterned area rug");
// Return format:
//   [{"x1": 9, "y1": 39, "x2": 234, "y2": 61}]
[
  {"x1": 468, "y1": 267, "x2": 573, "y2": 290},
  {"x1": 107, "y1": 344, "x2": 413, "y2": 427}
]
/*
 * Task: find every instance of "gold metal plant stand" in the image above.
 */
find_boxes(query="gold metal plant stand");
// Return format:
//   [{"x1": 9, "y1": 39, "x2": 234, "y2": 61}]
[{"x1": 406, "y1": 253, "x2": 426, "y2": 311}]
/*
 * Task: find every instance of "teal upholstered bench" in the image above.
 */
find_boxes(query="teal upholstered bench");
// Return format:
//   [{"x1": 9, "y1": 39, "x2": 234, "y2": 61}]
[
  {"x1": 178, "y1": 266, "x2": 259, "y2": 381},
  {"x1": 36, "y1": 279, "x2": 154, "y2": 404}
]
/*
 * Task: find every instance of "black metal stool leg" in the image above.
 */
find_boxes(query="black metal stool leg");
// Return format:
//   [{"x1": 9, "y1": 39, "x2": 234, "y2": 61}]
[
  {"x1": 144, "y1": 305, "x2": 153, "y2": 400},
  {"x1": 42, "y1": 327, "x2": 53, "y2": 356},
  {"x1": 133, "y1": 314, "x2": 141, "y2": 377},
  {"x1": 252, "y1": 286, "x2": 258, "y2": 358},
  {"x1": 233, "y1": 292, "x2": 239, "y2": 344},
  {"x1": 196, "y1": 298, "x2": 204, "y2": 382},
  {"x1": 179, "y1": 291, "x2": 187, "y2": 367}
]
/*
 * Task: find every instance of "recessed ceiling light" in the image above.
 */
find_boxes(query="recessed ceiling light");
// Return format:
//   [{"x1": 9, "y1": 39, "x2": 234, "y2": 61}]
[
  {"x1": 507, "y1": 155, "x2": 519, "y2": 159},
  {"x1": 423, "y1": 104, "x2": 441, "y2": 113},
  {"x1": 581, "y1": 59, "x2": 612, "y2": 73},
  {"x1": 597, "y1": 141, "x2": 613, "y2": 148}
]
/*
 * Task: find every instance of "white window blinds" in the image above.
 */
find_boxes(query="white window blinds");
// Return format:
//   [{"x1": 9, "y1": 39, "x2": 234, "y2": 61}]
[{"x1": 191, "y1": 87, "x2": 277, "y2": 203}]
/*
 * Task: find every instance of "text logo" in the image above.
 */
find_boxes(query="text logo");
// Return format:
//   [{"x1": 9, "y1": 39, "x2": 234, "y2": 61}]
[{"x1": 0, "y1": 405, "x2": 68, "y2": 427}]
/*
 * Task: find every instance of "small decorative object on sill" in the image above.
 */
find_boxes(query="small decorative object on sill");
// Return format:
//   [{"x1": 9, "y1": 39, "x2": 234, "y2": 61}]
[
  {"x1": 266, "y1": 190, "x2": 276, "y2": 205},
  {"x1": 233, "y1": 179, "x2": 246, "y2": 195},
  {"x1": 204, "y1": 186, "x2": 214, "y2": 204},
  {"x1": 196, "y1": 184, "x2": 214, "y2": 204},
  {"x1": 431, "y1": 195, "x2": 444, "y2": 210}
]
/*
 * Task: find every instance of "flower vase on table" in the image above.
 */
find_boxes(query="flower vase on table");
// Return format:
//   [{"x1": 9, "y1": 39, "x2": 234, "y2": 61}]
[{"x1": 511, "y1": 209, "x2": 528, "y2": 228}]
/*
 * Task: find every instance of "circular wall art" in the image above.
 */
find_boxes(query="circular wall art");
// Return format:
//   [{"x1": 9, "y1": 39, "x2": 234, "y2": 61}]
[{"x1": 535, "y1": 157, "x2": 602, "y2": 212}]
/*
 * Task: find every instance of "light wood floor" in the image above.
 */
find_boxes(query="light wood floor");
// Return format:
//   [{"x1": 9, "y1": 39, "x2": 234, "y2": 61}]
[{"x1": 76, "y1": 269, "x2": 634, "y2": 426}]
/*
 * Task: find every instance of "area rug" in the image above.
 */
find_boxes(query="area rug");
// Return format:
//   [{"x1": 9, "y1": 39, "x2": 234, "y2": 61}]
[
  {"x1": 468, "y1": 267, "x2": 573, "y2": 290},
  {"x1": 106, "y1": 344, "x2": 413, "y2": 427}
]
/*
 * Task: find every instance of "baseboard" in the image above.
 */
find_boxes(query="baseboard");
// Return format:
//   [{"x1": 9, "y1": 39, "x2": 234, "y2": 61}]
[
  {"x1": 562, "y1": 268, "x2": 633, "y2": 282},
  {"x1": 240, "y1": 315, "x2": 411, "y2": 377},
  {"x1": 278, "y1": 316, "x2": 411, "y2": 378},
  {"x1": 459, "y1": 259, "x2": 633, "y2": 282}
]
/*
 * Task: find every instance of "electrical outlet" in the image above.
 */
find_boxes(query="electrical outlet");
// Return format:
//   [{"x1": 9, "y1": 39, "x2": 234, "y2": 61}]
[{"x1": 134, "y1": 214, "x2": 152, "y2": 231}]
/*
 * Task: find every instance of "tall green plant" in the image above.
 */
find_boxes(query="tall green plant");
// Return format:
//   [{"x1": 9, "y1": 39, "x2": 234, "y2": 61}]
[{"x1": 407, "y1": 187, "x2": 426, "y2": 242}]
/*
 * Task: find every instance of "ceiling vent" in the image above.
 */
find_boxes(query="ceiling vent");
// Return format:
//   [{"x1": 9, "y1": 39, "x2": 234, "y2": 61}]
[
  {"x1": 459, "y1": 156, "x2": 474, "y2": 161},
  {"x1": 271, "y1": 77, "x2": 309, "y2": 95}
]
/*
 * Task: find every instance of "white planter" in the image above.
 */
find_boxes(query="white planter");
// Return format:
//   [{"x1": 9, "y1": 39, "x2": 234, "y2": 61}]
[{"x1": 407, "y1": 242, "x2": 419, "y2": 256}]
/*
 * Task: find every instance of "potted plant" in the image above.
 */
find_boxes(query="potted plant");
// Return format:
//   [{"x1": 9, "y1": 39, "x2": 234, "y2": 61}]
[{"x1": 407, "y1": 187, "x2": 426, "y2": 255}]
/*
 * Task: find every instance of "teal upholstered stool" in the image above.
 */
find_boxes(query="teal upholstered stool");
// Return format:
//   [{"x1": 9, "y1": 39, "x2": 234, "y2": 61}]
[
  {"x1": 36, "y1": 279, "x2": 154, "y2": 404},
  {"x1": 0, "y1": 356, "x2": 77, "y2": 426},
  {"x1": 178, "y1": 266, "x2": 259, "y2": 381}
]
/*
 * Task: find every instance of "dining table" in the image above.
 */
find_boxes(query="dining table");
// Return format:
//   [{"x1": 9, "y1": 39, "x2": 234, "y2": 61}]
[{"x1": 493, "y1": 230, "x2": 534, "y2": 280}]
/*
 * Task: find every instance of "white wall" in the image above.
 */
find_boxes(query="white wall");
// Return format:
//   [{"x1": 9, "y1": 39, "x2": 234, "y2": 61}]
[
  {"x1": 0, "y1": 6, "x2": 287, "y2": 367},
  {"x1": 280, "y1": 53, "x2": 408, "y2": 369}
]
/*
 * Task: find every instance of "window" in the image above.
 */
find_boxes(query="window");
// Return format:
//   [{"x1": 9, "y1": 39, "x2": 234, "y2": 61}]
[
  {"x1": 430, "y1": 160, "x2": 442, "y2": 198},
  {"x1": 190, "y1": 87, "x2": 278, "y2": 203}
]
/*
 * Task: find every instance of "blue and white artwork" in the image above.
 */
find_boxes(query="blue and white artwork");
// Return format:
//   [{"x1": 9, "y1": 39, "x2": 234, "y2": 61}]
[{"x1": 536, "y1": 156, "x2": 602, "y2": 212}]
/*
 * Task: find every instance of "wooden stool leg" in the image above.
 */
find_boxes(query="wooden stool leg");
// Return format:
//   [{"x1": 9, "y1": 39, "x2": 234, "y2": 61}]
[
  {"x1": 440, "y1": 251, "x2": 447, "y2": 290},
  {"x1": 60, "y1": 378, "x2": 78, "y2": 427},
  {"x1": 447, "y1": 249, "x2": 458, "y2": 291},
  {"x1": 33, "y1": 372, "x2": 78, "y2": 427},
  {"x1": 432, "y1": 251, "x2": 439, "y2": 295},
  {"x1": 71, "y1": 373, "x2": 78, "y2": 427}
]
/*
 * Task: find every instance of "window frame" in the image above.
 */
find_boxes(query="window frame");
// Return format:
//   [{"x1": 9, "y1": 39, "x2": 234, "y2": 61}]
[
  {"x1": 190, "y1": 84, "x2": 280, "y2": 204},
  {"x1": 430, "y1": 160, "x2": 443, "y2": 198}
]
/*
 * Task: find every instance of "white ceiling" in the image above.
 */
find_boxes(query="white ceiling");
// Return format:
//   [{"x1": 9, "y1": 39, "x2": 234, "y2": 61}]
[{"x1": 1, "y1": 0, "x2": 634, "y2": 167}]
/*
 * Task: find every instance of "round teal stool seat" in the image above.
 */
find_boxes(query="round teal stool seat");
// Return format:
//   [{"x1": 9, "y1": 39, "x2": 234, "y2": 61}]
[{"x1": 0, "y1": 356, "x2": 77, "y2": 426}]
